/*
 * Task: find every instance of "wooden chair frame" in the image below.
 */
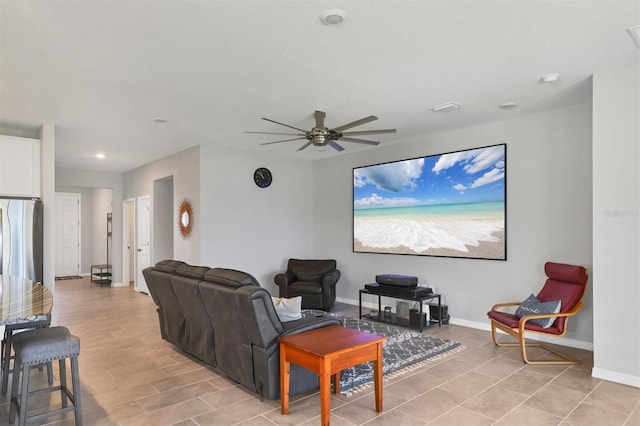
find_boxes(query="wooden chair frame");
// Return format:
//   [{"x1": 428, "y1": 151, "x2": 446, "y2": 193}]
[{"x1": 489, "y1": 282, "x2": 587, "y2": 365}]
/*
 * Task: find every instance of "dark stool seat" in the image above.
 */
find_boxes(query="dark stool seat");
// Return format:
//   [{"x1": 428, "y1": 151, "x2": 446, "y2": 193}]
[
  {"x1": 1, "y1": 316, "x2": 52, "y2": 395},
  {"x1": 9, "y1": 326, "x2": 82, "y2": 426}
]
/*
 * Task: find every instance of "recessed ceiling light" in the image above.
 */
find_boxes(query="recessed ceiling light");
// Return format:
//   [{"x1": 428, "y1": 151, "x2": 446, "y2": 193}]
[
  {"x1": 499, "y1": 101, "x2": 518, "y2": 109},
  {"x1": 430, "y1": 102, "x2": 461, "y2": 112},
  {"x1": 628, "y1": 25, "x2": 640, "y2": 49},
  {"x1": 95, "y1": 153, "x2": 105, "y2": 159},
  {"x1": 541, "y1": 73, "x2": 560, "y2": 83},
  {"x1": 320, "y1": 9, "x2": 346, "y2": 25},
  {"x1": 152, "y1": 117, "x2": 168, "y2": 123}
]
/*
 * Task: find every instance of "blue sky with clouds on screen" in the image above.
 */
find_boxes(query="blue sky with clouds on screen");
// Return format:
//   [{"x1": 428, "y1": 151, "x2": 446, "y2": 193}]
[{"x1": 354, "y1": 144, "x2": 505, "y2": 209}]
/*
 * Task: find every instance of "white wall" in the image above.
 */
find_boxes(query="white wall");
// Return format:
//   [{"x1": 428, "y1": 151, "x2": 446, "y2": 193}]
[
  {"x1": 592, "y1": 62, "x2": 640, "y2": 387},
  {"x1": 123, "y1": 145, "x2": 200, "y2": 265},
  {"x1": 153, "y1": 177, "x2": 174, "y2": 262},
  {"x1": 56, "y1": 168, "x2": 124, "y2": 284},
  {"x1": 199, "y1": 145, "x2": 314, "y2": 294},
  {"x1": 313, "y1": 103, "x2": 594, "y2": 346},
  {"x1": 90, "y1": 188, "x2": 113, "y2": 265}
]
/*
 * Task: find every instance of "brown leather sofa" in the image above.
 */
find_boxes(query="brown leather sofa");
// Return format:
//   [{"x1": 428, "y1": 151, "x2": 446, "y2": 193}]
[{"x1": 142, "y1": 260, "x2": 341, "y2": 399}]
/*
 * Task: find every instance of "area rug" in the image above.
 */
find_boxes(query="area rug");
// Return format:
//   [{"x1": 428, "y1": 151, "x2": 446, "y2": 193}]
[
  {"x1": 302, "y1": 310, "x2": 463, "y2": 395},
  {"x1": 55, "y1": 275, "x2": 82, "y2": 280}
]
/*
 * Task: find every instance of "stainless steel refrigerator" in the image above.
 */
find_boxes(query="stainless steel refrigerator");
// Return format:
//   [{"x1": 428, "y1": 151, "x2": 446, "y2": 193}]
[{"x1": 0, "y1": 197, "x2": 43, "y2": 283}]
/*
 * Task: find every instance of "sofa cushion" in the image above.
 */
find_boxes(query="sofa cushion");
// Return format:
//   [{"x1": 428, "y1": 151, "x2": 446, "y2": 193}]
[
  {"x1": 176, "y1": 264, "x2": 210, "y2": 279},
  {"x1": 154, "y1": 260, "x2": 186, "y2": 274},
  {"x1": 204, "y1": 268, "x2": 260, "y2": 288},
  {"x1": 271, "y1": 296, "x2": 302, "y2": 322},
  {"x1": 289, "y1": 259, "x2": 336, "y2": 282}
]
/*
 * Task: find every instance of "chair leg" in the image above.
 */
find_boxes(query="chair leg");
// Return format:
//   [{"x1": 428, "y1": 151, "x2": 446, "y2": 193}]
[
  {"x1": 71, "y1": 356, "x2": 82, "y2": 426},
  {"x1": 18, "y1": 364, "x2": 30, "y2": 426},
  {"x1": 47, "y1": 361, "x2": 53, "y2": 385},
  {"x1": 60, "y1": 359, "x2": 68, "y2": 408},
  {"x1": 9, "y1": 362, "x2": 21, "y2": 424},
  {"x1": 490, "y1": 319, "x2": 580, "y2": 365},
  {"x1": 2, "y1": 329, "x2": 13, "y2": 395}
]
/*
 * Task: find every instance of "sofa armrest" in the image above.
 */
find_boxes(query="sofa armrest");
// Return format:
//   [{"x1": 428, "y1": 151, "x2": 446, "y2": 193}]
[
  {"x1": 275, "y1": 270, "x2": 295, "y2": 297},
  {"x1": 321, "y1": 269, "x2": 341, "y2": 291},
  {"x1": 279, "y1": 316, "x2": 342, "y2": 338}
]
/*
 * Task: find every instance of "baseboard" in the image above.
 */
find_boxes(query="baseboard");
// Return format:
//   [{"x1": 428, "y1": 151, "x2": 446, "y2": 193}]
[
  {"x1": 336, "y1": 296, "x2": 593, "y2": 351},
  {"x1": 449, "y1": 317, "x2": 594, "y2": 351},
  {"x1": 592, "y1": 367, "x2": 640, "y2": 388}
]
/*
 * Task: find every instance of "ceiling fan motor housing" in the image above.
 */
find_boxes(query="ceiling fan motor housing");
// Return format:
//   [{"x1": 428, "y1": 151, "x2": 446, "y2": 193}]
[{"x1": 310, "y1": 127, "x2": 328, "y2": 146}]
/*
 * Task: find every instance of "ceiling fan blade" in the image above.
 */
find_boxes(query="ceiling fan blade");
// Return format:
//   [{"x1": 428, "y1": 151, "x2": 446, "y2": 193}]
[
  {"x1": 328, "y1": 141, "x2": 345, "y2": 152},
  {"x1": 260, "y1": 137, "x2": 307, "y2": 145},
  {"x1": 297, "y1": 141, "x2": 313, "y2": 151},
  {"x1": 261, "y1": 117, "x2": 308, "y2": 133},
  {"x1": 332, "y1": 115, "x2": 378, "y2": 133},
  {"x1": 341, "y1": 129, "x2": 396, "y2": 136},
  {"x1": 245, "y1": 131, "x2": 305, "y2": 136},
  {"x1": 314, "y1": 110, "x2": 326, "y2": 128},
  {"x1": 340, "y1": 137, "x2": 381, "y2": 146}
]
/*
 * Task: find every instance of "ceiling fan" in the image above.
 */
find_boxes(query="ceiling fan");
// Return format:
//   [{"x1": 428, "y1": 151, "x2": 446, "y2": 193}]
[{"x1": 245, "y1": 110, "x2": 396, "y2": 152}]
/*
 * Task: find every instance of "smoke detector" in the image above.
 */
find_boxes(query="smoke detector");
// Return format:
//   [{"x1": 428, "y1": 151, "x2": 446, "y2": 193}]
[{"x1": 320, "y1": 9, "x2": 346, "y2": 25}]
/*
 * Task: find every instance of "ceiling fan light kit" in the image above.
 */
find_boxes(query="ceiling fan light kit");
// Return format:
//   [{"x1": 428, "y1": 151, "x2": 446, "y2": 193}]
[{"x1": 246, "y1": 110, "x2": 396, "y2": 152}]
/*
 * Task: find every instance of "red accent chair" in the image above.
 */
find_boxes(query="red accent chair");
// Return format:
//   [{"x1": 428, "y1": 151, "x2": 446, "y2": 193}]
[{"x1": 487, "y1": 262, "x2": 588, "y2": 365}]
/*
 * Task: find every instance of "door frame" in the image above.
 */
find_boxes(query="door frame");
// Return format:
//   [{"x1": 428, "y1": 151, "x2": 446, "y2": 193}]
[
  {"x1": 122, "y1": 198, "x2": 135, "y2": 287},
  {"x1": 54, "y1": 192, "x2": 81, "y2": 277},
  {"x1": 135, "y1": 195, "x2": 151, "y2": 294}
]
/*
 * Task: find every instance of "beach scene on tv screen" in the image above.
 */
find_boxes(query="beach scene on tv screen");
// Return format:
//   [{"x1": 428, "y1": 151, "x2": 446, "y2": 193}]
[{"x1": 353, "y1": 144, "x2": 506, "y2": 260}]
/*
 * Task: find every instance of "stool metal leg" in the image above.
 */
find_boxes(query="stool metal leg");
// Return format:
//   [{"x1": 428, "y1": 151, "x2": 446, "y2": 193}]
[{"x1": 71, "y1": 356, "x2": 82, "y2": 426}]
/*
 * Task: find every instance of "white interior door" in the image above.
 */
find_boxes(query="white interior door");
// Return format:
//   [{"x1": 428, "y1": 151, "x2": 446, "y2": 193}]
[
  {"x1": 55, "y1": 192, "x2": 80, "y2": 277},
  {"x1": 135, "y1": 195, "x2": 150, "y2": 294},
  {"x1": 121, "y1": 198, "x2": 135, "y2": 286}
]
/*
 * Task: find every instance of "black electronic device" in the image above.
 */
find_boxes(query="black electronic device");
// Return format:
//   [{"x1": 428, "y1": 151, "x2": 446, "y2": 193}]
[
  {"x1": 375, "y1": 274, "x2": 418, "y2": 287},
  {"x1": 364, "y1": 283, "x2": 433, "y2": 298},
  {"x1": 429, "y1": 304, "x2": 449, "y2": 324}
]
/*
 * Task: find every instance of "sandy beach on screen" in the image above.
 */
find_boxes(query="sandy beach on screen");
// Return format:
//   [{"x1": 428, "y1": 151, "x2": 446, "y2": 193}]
[{"x1": 354, "y1": 230, "x2": 505, "y2": 259}]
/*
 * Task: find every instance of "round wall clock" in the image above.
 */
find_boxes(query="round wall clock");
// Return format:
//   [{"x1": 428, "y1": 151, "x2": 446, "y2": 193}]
[{"x1": 254, "y1": 167, "x2": 272, "y2": 188}]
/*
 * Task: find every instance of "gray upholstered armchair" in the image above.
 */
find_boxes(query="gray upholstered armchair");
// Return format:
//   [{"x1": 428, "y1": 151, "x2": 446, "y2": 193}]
[{"x1": 275, "y1": 259, "x2": 341, "y2": 311}]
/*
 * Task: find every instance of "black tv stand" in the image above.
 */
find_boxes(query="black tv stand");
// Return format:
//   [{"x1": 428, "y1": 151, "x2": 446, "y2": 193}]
[{"x1": 359, "y1": 285, "x2": 442, "y2": 332}]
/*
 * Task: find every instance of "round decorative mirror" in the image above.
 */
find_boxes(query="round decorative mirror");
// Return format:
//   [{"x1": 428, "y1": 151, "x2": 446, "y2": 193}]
[{"x1": 177, "y1": 198, "x2": 193, "y2": 239}]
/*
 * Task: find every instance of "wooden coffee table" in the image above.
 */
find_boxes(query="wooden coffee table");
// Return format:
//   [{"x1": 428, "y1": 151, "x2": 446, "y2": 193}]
[{"x1": 279, "y1": 325, "x2": 386, "y2": 426}]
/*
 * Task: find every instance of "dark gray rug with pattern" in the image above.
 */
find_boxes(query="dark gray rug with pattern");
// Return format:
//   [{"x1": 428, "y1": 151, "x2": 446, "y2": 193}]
[{"x1": 302, "y1": 310, "x2": 463, "y2": 394}]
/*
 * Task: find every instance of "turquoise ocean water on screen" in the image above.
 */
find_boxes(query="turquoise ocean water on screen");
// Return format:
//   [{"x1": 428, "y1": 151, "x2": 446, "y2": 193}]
[{"x1": 354, "y1": 201, "x2": 504, "y2": 219}]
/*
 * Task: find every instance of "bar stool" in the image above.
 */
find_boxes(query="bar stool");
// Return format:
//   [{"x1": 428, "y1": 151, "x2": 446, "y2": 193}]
[
  {"x1": 1, "y1": 316, "x2": 53, "y2": 395},
  {"x1": 9, "y1": 326, "x2": 82, "y2": 426}
]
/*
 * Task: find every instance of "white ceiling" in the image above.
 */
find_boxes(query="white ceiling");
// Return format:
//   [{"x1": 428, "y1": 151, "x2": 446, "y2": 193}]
[{"x1": 1, "y1": 1, "x2": 638, "y2": 173}]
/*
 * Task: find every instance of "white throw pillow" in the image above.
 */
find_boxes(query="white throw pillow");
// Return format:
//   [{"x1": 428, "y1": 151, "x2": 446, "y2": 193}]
[{"x1": 271, "y1": 296, "x2": 302, "y2": 322}]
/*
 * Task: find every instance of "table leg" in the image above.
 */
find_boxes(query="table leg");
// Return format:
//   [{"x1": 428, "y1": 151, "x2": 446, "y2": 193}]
[
  {"x1": 373, "y1": 342, "x2": 383, "y2": 412},
  {"x1": 320, "y1": 362, "x2": 331, "y2": 426},
  {"x1": 280, "y1": 345, "x2": 289, "y2": 415},
  {"x1": 333, "y1": 372, "x2": 340, "y2": 394}
]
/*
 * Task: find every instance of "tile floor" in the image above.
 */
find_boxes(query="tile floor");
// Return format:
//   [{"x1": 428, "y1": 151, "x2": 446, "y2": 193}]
[{"x1": 0, "y1": 277, "x2": 638, "y2": 425}]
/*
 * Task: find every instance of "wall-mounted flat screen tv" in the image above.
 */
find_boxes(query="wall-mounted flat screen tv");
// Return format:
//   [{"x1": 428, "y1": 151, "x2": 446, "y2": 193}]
[{"x1": 353, "y1": 143, "x2": 506, "y2": 260}]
